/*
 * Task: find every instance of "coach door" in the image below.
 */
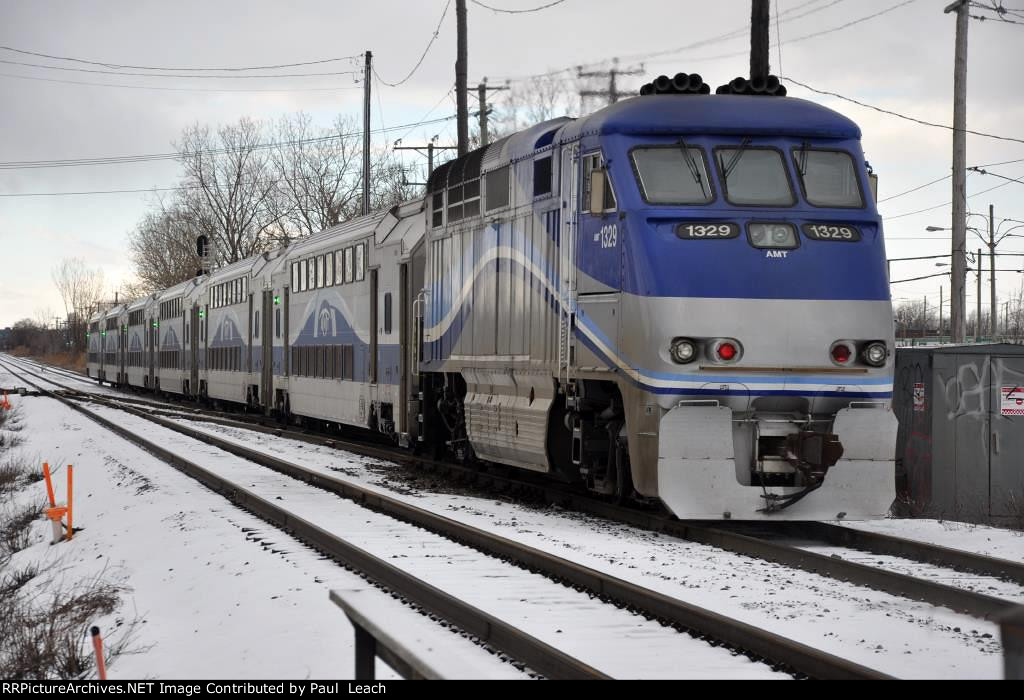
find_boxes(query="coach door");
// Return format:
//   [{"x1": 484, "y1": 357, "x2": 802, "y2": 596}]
[
  {"x1": 190, "y1": 305, "x2": 200, "y2": 396},
  {"x1": 120, "y1": 324, "x2": 127, "y2": 383},
  {"x1": 261, "y1": 290, "x2": 273, "y2": 412},
  {"x1": 147, "y1": 319, "x2": 155, "y2": 387}
]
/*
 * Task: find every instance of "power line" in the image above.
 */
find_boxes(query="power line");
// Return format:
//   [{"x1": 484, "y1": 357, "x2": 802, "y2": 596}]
[
  {"x1": 0, "y1": 57, "x2": 360, "y2": 79},
  {"x1": 968, "y1": 166, "x2": 1024, "y2": 186},
  {"x1": 879, "y1": 157, "x2": 1024, "y2": 203},
  {"x1": 884, "y1": 176, "x2": 1020, "y2": 219},
  {"x1": 488, "y1": 0, "x2": 911, "y2": 84},
  {"x1": 0, "y1": 44, "x2": 362, "y2": 72},
  {"x1": 374, "y1": 0, "x2": 452, "y2": 87},
  {"x1": 0, "y1": 114, "x2": 459, "y2": 174},
  {"x1": 469, "y1": 0, "x2": 567, "y2": 13},
  {"x1": 0, "y1": 71, "x2": 363, "y2": 94},
  {"x1": 782, "y1": 75, "x2": 1024, "y2": 146},
  {"x1": 878, "y1": 174, "x2": 951, "y2": 203}
]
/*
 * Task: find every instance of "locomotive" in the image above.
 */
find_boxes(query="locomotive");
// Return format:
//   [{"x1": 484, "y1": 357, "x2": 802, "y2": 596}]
[{"x1": 89, "y1": 75, "x2": 896, "y2": 520}]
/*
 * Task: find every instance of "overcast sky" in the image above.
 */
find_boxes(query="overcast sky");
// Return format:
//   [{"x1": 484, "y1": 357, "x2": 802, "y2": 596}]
[{"x1": 1, "y1": 0, "x2": 1023, "y2": 327}]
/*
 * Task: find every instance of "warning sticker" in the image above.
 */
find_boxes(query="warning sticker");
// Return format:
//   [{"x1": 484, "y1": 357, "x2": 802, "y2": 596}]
[
  {"x1": 913, "y1": 383, "x2": 925, "y2": 412},
  {"x1": 1002, "y1": 386, "x2": 1024, "y2": 416}
]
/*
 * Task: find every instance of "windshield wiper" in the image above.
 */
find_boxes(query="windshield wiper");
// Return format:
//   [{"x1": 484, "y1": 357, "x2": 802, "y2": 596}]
[
  {"x1": 723, "y1": 136, "x2": 752, "y2": 179},
  {"x1": 677, "y1": 139, "x2": 707, "y2": 197},
  {"x1": 796, "y1": 140, "x2": 810, "y2": 177}
]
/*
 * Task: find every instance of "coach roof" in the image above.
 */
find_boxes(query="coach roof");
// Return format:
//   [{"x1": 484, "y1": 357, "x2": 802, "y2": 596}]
[{"x1": 557, "y1": 94, "x2": 861, "y2": 141}]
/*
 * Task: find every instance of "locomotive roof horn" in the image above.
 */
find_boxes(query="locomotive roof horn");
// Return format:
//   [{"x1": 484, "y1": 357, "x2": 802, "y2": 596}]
[
  {"x1": 714, "y1": 74, "x2": 788, "y2": 97},
  {"x1": 639, "y1": 72, "x2": 711, "y2": 96}
]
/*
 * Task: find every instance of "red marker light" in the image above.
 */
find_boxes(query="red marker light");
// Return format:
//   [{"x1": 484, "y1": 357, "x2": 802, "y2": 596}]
[
  {"x1": 717, "y1": 342, "x2": 737, "y2": 361},
  {"x1": 831, "y1": 344, "x2": 851, "y2": 364}
]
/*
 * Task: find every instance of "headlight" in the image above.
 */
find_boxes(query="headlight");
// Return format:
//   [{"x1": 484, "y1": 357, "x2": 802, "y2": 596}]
[
  {"x1": 670, "y1": 338, "x2": 697, "y2": 364},
  {"x1": 748, "y1": 222, "x2": 797, "y2": 249},
  {"x1": 862, "y1": 342, "x2": 887, "y2": 367}
]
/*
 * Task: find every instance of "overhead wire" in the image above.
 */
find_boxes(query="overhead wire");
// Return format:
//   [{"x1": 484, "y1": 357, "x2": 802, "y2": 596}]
[
  {"x1": 469, "y1": 0, "x2": 568, "y2": 13},
  {"x1": 373, "y1": 0, "x2": 452, "y2": 87},
  {"x1": 0, "y1": 44, "x2": 362, "y2": 71}
]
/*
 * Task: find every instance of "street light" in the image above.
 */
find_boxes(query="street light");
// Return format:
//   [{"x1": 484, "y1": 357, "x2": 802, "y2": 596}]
[{"x1": 926, "y1": 215, "x2": 1024, "y2": 338}]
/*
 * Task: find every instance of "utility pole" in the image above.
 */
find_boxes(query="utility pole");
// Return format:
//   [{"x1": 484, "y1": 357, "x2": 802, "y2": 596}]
[
  {"x1": 923, "y1": 296, "x2": 928, "y2": 338},
  {"x1": 946, "y1": 0, "x2": 969, "y2": 343},
  {"x1": 990, "y1": 203, "x2": 997, "y2": 337},
  {"x1": 939, "y1": 286, "x2": 944, "y2": 337},
  {"x1": 456, "y1": 0, "x2": 469, "y2": 156},
  {"x1": 362, "y1": 50, "x2": 372, "y2": 216},
  {"x1": 394, "y1": 140, "x2": 458, "y2": 184},
  {"x1": 977, "y1": 248, "x2": 983, "y2": 342},
  {"x1": 578, "y1": 59, "x2": 645, "y2": 108},
  {"x1": 751, "y1": 0, "x2": 771, "y2": 81},
  {"x1": 476, "y1": 80, "x2": 509, "y2": 147}
]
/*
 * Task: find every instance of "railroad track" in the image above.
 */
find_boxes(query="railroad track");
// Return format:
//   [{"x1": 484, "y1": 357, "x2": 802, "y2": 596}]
[
  {"x1": 2, "y1": 354, "x2": 891, "y2": 679},
  {"x1": 6, "y1": 353, "x2": 1024, "y2": 622}
]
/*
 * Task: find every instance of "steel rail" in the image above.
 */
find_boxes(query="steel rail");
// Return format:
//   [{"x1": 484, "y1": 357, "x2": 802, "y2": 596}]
[
  {"x1": 10, "y1": 354, "x2": 1019, "y2": 621},
  {"x1": 0, "y1": 355, "x2": 890, "y2": 680},
  {"x1": 0, "y1": 357, "x2": 607, "y2": 680},
  {"x1": 786, "y1": 521, "x2": 1024, "y2": 587}
]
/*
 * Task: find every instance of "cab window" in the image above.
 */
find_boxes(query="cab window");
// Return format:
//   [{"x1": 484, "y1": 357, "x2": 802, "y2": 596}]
[
  {"x1": 792, "y1": 148, "x2": 864, "y2": 208},
  {"x1": 630, "y1": 146, "x2": 712, "y2": 205},
  {"x1": 583, "y1": 153, "x2": 617, "y2": 213},
  {"x1": 715, "y1": 146, "x2": 795, "y2": 207}
]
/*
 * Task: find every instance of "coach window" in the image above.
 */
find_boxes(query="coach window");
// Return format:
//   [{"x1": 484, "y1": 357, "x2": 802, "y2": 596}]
[
  {"x1": 344, "y1": 247, "x2": 354, "y2": 283},
  {"x1": 715, "y1": 146, "x2": 795, "y2": 207},
  {"x1": 792, "y1": 148, "x2": 864, "y2": 208},
  {"x1": 485, "y1": 166, "x2": 510, "y2": 212},
  {"x1": 275, "y1": 308, "x2": 281, "y2": 338},
  {"x1": 447, "y1": 182, "x2": 463, "y2": 223},
  {"x1": 334, "y1": 251, "x2": 344, "y2": 285},
  {"x1": 316, "y1": 255, "x2": 325, "y2": 288},
  {"x1": 307, "y1": 259, "x2": 316, "y2": 289},
  {"x1": 292, "y1": 262, "x2": 300, "y2": 292},
  {"x1": 254, "y1": 311, "x2": 259, "y2": 339},
  {"x1": 533, "y1": 155, "x2": 553, "y2": 197},
  {"x1": 355, "y1": 242, "x2": 366, "y2": 282},
  {"x1": 384, "y1": 292, "x2": 392, "y2": 334},
  {"x1": 463, "y1": 177, "x2": 480, "y2": 218},
  {"x1": 299, "y1": 258, "x2": 308, "y2": 291},
  {"x1": 326, "y1": 252, "x2": 335, "y2": 287},
  {"x1": 431, "y1": 190, "x2": 444, "y2": 228}
]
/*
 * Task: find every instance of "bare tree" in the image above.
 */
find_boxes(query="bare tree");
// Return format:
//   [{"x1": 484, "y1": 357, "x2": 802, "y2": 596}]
[
  {"x1": 177, "y1": 118, "x2": 280, "y2": 265},
  {"x1": 894, "y1": 300, "x2": 937, "y2": 338},
  {"x1": 494, "y1": 74, "x2": 576, "y2": 134},
  {"x1": 51, "y1": 258, "x2": 105, "y2": 352},
  {"x1": 127, "y1": 196, "x2": 203, "y2": 293},
  {"x1": 269, "y1": 113, "x2": 364, "y2": 241}
]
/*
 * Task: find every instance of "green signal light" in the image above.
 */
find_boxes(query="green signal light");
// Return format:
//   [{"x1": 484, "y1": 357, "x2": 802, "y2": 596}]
[
  {"x1": 101, "y1": 331, "x2": 106, "y2": 337},
  {"x1": 273, "y1": 295, "x2": 281, "y2": 305},
  {"x1": 152, "y1": 321, "x2": 159, "y2": 328},
  {"x1": 198, "y1": 310, "x2": 205, "y2": 318}
]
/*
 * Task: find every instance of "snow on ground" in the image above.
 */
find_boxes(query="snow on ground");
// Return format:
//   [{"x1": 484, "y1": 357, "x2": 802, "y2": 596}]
[
  {"x1": 73, "y1": 401, "x2": 783, "y2": 680},
  {"x1": 166, "y1": 415, "x2": 1012, "y2": 679},
  {"x1": 1, "y1": 394, "x2": 527, "y2": 680},
  {"x1": 4, "y1": 355, "x2": 1019, "y2": 679}
]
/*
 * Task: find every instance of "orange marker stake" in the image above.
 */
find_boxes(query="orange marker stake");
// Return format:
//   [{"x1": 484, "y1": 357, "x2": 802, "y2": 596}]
[
  {"x1": 42, "y1": 462, "x2": 56, "y2": 508},
  {"x1": 66, "y1": 464, "x2": 73, "y2": 541},
  {"x1": 90, "y1": 626, "x2": 107, "y2": 680}
]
